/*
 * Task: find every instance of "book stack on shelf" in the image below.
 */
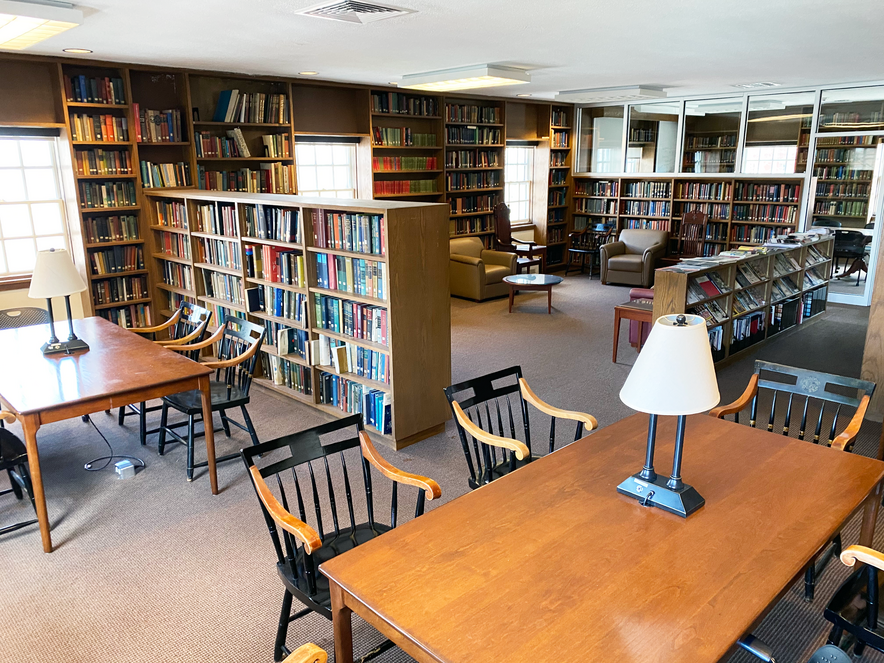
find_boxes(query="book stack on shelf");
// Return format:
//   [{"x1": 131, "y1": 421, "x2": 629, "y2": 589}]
[
  {"x1": 620, "y1": 179, "x2": 672, "y2": 232},
  {"x1": 673, "y1": 180, "x2": 733, "y2": 256},
  {"x1": 573, "y1": 179, "x2": 618, "y2": 235},
  {"x1": 370, "y1": 91, "x2": 444, "y2": 202},
  {"x1": 546, "y1": 104, "x2": 573, "y2": 266},
  {"x1": 682, "y1": 134, "x2": 738, "y2": 174},
  {"x1": 144, "y1": 190, "x2": 450, "y2": 450},
  {"x1": 444, "y1": 99, "x2": 505, "y2": 247},
  {"x1": 731, "y1": 181, "x2": 800, "y2": 246},
  {"x1": 811, "y1": 135, "x2": 878, "y2": 229}
]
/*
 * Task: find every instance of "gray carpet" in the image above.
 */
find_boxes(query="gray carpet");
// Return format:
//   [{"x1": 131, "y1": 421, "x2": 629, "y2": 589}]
[{"x1": 0, "y1": 274, "x2": 879, "y2": 663}]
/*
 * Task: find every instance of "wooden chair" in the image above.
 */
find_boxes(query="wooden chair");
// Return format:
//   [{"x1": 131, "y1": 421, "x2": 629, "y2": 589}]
[
  {"x1": 565, "y1": 223, "x2": 613, "y2": 277},
  {"x1": 443, "y1": 366, "x2": 598, "y2": 489},
  {"x1": 241, "y1": 414, "x2": 441, "y2": 662},
  {"x1": 710, "y1": 360, "x2": 876, "y2": 601},
  {"x1": 493, "y1": 202, "x2": 547, "y2": 272},
  {"x1": 283, "y1": 644, "x2": 326, "y2": 663},
  {"x1": 158, "y1": 316, "x2": 264, "y2": 481},
  {"x1": 0, "y1": 411, "x2": 38, "y2": 536},
  {"x1": 825, "y1": 545, "x2": 884, "y2": 657},
  {"x1": 675, "y1": 210, "x2": 707, "y2": 258},
  {"x1": 118, "y1": 302, "x2": 212, "y2": 446}
]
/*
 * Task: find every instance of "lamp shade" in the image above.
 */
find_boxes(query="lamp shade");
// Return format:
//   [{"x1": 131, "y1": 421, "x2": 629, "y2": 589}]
[
  {"x1": 619, "y1": 314, "x2": 720, "y2": 416},
  {"x1": 28, "y1": 248, "x2": 87, "y2": 299}
]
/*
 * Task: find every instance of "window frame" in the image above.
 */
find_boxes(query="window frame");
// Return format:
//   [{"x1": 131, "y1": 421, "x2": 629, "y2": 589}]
[
  {"x1": 504, "y1": 144, "x2": 535, "y2": 224},
  {"x1": 294, "y1": 140, "x2": 359, "y2": 199}
]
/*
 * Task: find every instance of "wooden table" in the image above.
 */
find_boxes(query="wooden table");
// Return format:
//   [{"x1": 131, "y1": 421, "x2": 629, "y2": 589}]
[
  {"x1": 503, "y1": 274, "x2": 564, "y2": 314},
  {"x1": 613, "y1": 300, "x2": 654, "y2": 363},
  {"x1": 0, "y1": 317, "x2": 216, "y2": 552},
  {"x1": 321, "y1": 414, "x2": 884, "y2": 663}
]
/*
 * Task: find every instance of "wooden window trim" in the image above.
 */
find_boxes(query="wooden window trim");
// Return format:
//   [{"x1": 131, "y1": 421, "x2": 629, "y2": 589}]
[{"x1": 0, "y1": 275, "x2": 31, "y2": 292}]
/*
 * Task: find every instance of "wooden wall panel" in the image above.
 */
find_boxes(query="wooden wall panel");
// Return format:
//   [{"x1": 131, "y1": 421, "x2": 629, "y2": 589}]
[{"x1": 0, "y1": 60, "x2": 63, "y2": 125}]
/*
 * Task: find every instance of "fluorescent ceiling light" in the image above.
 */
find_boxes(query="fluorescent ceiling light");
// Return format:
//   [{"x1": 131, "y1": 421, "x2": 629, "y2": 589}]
[
  {"x1": 0, "y1": 0, "x2": 82, "y2": 50},
  {"x1": 556, "y1": 86, "x2": 666, "y2": 103},
  {"x1": 748, "y1": 113, "x2": 813, "y2": 122},
  {"x1": 732, "y1": 82, "x2": 782, "y2": 89},
  {"x1": 400, "y1": 65, "x2": 529, "y2": 92}
]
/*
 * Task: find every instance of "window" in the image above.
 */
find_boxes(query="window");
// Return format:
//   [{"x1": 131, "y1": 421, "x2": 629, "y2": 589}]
[
  {"x1": 744, "y1": 92, "x2": 814, "y2": 174},
  {"x1": 0, "y1": 136, "x2": 68, "y2": 276},
  {"x1": 504, "y1": 146, "x2": 534, "y2": 222},
  {"x1": 295, "y1": 142, "x2": 357, "y2": 198},
  {"x1": 577, "y1": 106, "x2": 625, "y2": 173},
  {"x1": 742, "y1": 145, "x2": 799, "y2": 174}
]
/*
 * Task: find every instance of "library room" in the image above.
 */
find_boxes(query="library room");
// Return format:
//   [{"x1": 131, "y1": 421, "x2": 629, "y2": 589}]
[{"x1": 2, "y1": 2, "x2": 884, "y2": 663}]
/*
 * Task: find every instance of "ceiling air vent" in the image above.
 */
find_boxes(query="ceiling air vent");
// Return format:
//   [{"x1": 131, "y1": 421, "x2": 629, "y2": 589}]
[{"x1": 295, "y1": 0, "x2": 415, "y2": 23}]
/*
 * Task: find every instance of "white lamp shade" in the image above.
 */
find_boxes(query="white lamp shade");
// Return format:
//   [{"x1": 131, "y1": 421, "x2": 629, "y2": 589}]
[
  {"x1": 619, "y1": 314, "x2": 721, "y2": 416},
  {"x1": 28, "y1": 248, "x2": 87, "y2": 299}
]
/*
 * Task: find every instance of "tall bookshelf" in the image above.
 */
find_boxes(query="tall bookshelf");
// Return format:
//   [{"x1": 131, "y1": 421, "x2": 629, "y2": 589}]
[
  {"x1": 144, "y1": 190, "x2": 450, "y2": 450},
  {"x1": 444, "y1": 98, "x2": 506, "y2": 249},
  {"x1": 810, "y1": 135, "x2": 879, "y2": 229},
  {"x1": 546, "y1": 104, "x2": 572, "y2": 267}
]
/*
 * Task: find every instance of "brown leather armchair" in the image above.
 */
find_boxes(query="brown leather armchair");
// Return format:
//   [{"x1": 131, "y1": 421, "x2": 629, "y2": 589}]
[
  {"x1": 600, "y1": 229, "x2": 668, "y2": 287},
  {"x1": 450, "y1": 237, "x2": 517, "y2": 301}
]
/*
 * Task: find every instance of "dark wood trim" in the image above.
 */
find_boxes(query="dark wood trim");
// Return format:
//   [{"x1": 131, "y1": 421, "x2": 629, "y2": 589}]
[{"x1": 0, "y1": 275, "x2": 31, "y2": 292}]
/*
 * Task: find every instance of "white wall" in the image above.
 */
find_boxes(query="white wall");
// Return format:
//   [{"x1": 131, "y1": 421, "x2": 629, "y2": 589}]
[{"x1": 0, "y1": 288, "x2": 88, "y2": 319}]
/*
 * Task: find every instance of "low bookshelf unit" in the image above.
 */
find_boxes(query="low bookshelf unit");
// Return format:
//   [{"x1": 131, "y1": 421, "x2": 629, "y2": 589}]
[{"x1": 145, "y1": 190, "x2": 451, "y2": 449}]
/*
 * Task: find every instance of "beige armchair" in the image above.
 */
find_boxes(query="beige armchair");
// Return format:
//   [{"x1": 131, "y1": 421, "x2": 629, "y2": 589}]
[
  {"x1": 450, "y1": 237, "x2": 517, "y2": 301},
  {"x1": 600, "y1": 229, "x2": 669, "y2": 287}
]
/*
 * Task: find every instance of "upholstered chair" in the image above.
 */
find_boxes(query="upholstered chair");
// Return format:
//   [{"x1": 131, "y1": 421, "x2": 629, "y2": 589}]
[
  {"x1": 600, "y1": 229, "x2": 669, "y2": 287},
  {"x1": 449, "y1": 237, "x2": 517, "y2": 301}
]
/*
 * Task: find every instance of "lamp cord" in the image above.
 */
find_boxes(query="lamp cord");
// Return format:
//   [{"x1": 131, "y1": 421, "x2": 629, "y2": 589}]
[{"x1": 82, "y1": 415, "x2": 146, "y2": 472}]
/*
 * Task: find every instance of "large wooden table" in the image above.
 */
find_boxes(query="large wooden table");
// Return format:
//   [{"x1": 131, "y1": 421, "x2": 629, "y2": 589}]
[
  {"x1": 0, "y1": 316, "x2": 217, "y2": 552},
  {"x1": 321, "y1": 413, "x2": 884, "y2": 663}
]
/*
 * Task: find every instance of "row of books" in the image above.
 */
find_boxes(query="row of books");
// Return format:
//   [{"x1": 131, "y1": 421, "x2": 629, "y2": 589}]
[
  {"x1": 373, "y1": 180, "x2": 438, "y2": 195},
  {"x1": 702, "y1": 225, "x2": 728, "y2": 241},
  {"x1": 156, "y1": 200, "x2": 188, "y2": 229},
  {"x1": 75, "y1": 148, "x2": 132, "y2": 176},
  {"x1": 623, "y1": 181, "x2": 670, "y2": 199},
  {"x1": 90, "y1": 245, "x2": 144, "y2": 274},
  {"x1": 319, "y1": 334, "x2": 390, "y2": 385},
  {"x1": 770, "y1": 298, "x2": 801, "y2": 334},
  {"x1": 675, "y1": 181, "x2": 732, "y2": 201},
  {"x1": 262, "y1": 354, "x2": 312, "y2": 395},
  {"x1": 624, "y1": 218, "x2": 670, "y2": 231},
  {"x1": 133, "y1": 105, "x2": 184, "y2": 143},
  {"x1": 211, "y1": 90, "x2": 290, "y2": 124},
  {"x1": 158, "y1": 230, "x2": 191, "y2": 259},
  {"x1": 549, "y1": 190, "x2": 566, "y2": 206},
  {"x1": 314, "y1": 253, "x2": 387, "y2": 300},
  {"x1": 550, "y1": 152, "x2": 568, "y2": 167},
  {"x1": 98, "y1": 304, "x2": 151, "y2": 329},
  {"x1": 551, "y1": 109, "x2": 569, "y2": 126},
  {"x1": 79, "y1": 181, "x2": 137, "y2": 209},
  {"x1": 815, "y1": 148, "x2": 867, "y2": 163},
  {"x1": 445, "y1": 127, "x2": 501, "y2": 146},
  {"x1": 684, "y1": 151, "x2": 736, "y2": 172},
  {"x1": 450, "y1": 194, "x2": 497, "y2": 215},
  {"x1": 802, "y1": 287, "x2": 827, "y2": 318},
  {"x1": 820, "y1": 111, "x2": 884, "y2": 126},
  {"x1": 575, "y1": 180, "x2": 618, "y2": 197},
  {"x1": 734, "y1": 182, "x2": 801, "y2": 203},
  {"x1": 551, "y1": 130, "x2": 569, "y2": 149},
  {"x1": 195, "y1": 129, "x2": 292, "y2": 159},
  {"x1": 197, "y1": 237, "x2": 241, "y2": 269},
  {"x1": 372, "y1": 93, "x2": 438, "y2": 117},
  {"x1": 446, "y1": 171, "x2": 500, "y2": 190},
  {"x1": 630, "y1": 128, "x2": 656, "y2": 143},
  {"x1": 314, "y1": 293, "x2": 388, "y2": 346},
  {"x1": 92, "y1": 275, "x2": 149, "y2": 305},
  {"x1": 685, "y1": 135, "x2": 738, "y2": 149},
  {"x1": 195, "y1": 202, "x2": 238, "y2": 236},
  {"x1": 372, "y1": 127, "x2": 437, "y2": 147},
  {"x1": 70, "y1": 114, "x2": 129, "y2": 143},
  {"x1": 197, "y1": 164, "x2": 296, "y2": 194},
  {"x1": 445, "y1": 150, "x2": 500, "y2": 169},
  {"x1": 732, "y1": 288, "x2": 765, "y2": 315},
  {"x1": 813, "y1": 200, "x2": 868, "y2": 216},
  {"x1": 244, "y1": 205, "x2": 299, "y2": 243},
  {"x1": 84, "y1": 214, "x2": 138, "y2": 243},
  {"x1": 678, "y1": 202, "x2": 730, "y2": 220},
  {"x1": 686, "y1": 272, "x2": 729, "y2": 304},
  {"x1": 548, "y1": 227, "x2": 565, "y2": 243},
  {"x1": 166, "y1": 291, "x2": 189, "y2": 312},
  {"x1": 245, "y1": 245, "x2": 305, "y2": 287},
  {"x1": 317, "y1": 372, "x2": 391, "y2": 435},
  {"x1": 575, "y1": 199, "x2": 617, "y2": 214},
  {"x1": 549, "y1": 209, "x2": 566, "y2": 224},
  {"x1": 445, "y1": 104, "x2": 500, "y2": 124},
  {"x1": 201, "y1": 271, "x2": 244, "y2": 306},
  {"x1": 806, "y1": 244, "x2": 828, "y2": 266},
  {"x1": 708, "y1": 325, "x2": 724, "y2": 352},
  {"x1": 731, "y1": 225, "x2": 778, "y2": 243},
  {"x1": 732, "y1": 204, "x2": 798, "y2": 224},
  {"x1": 64, "y1": 75, "x2": 125, "y2": 105},
  {"x1": 622, "y1": 201, "x2": 670, "y2": 217},
  {"x1": 732, "y1": 311, "x2": 766, "y2": 345},
  {"x1": 550, "y1": 171, "x2": 567, "y2": 186},
  {"x1": 452, "y1": 217, "x2": 493, "y2": 235},
  {"x1": 312, "y1": 211, "x2": 385, "y2": 256},
  {"x1": 815, "y1": 182, "x2": 869, "y2": 198},
  {"x1": 140, "y1": 160, "x2": 191, "y2": 188},
  {"x1": 161, "y1": 261, "x2": 193, "y2": 291},
  {"x1": 372, "y1": 156, "x2": 438, "y2": 171},
  {"x1": 688, "y1": 298, "x2": 727, "y2": 325},
  {"x1": 267, "y1": 323, "x2": 309, "y2": 361},
  {"x1": 817, "y1": 136, "x2": 877, "y2": 147},
  {"x1": 773, "y1": 253, "x2": 802, "y2": 276},
  {"x1": 812, "y1": 166, "x2": 872, "y2": 181},
  {"x1": 247, "y1": 285, "x2": 307, "y2": 325},
  {"x1": 803, "y1": 267, "x2": 827, "y2": 288},
  {"x1": 771, "y1": 276, "x2": 800, "y2": 301}
]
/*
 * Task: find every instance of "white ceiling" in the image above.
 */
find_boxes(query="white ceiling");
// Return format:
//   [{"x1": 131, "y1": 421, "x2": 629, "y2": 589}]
[{"x1": 15, "y1": 0, "x2": 884, "y2": 99}]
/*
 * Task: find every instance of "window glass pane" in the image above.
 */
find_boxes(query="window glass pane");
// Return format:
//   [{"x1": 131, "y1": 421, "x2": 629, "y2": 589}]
[
  {"x1": 316, "y1": 165, "x2": 335, "y2": 190},
  {"x1": 0, "y1": 140, "x2": 20, "y2": 167},
  {"x1": 0, "y1": 170, "x2": 27, "y2": 201},
  {"x1": 296, "y1": 144, "x2": 315, "y2": 166},
  {"x1": 24, "y1": 168, "x2": 58, "y2": 201},
  {"x1": 36, "y1": 235, "x2": 66, "y2": 251},
  {"x1": 577, "y1": 106, "x2": 624, "y2": 173},
  {"x1": 299, "y1": 168, "x2": 317, "y2": 191},
  {"x1": 811, "y1": 136, "x2": 883, "y2": 229},
  {"x1": 31, "y1": 202, "x2": 64, "y2": 235},
  {"x1": 682, "y1": 98, "x2": 742, "y2": 173},
  {"x1": 627, "y1": 102, "x2": 680, "y2": 173},
  {"x1": 820, "y1": 86, "x2": 884, "y2": 132},
  {"x1": 743, "y1": 92, "x2": 814, "y2": 174},
  {"x1": 504, "y1": 146, "x2": 534, "y2": 222},
  {"x1": 332, "y1": 145, "x2": 349, "y2": 164},
  {"x1": 295, "y1": 141, "x2": 356, "y2": 199},
  {"x1": 0, "y1": 204, "x2": 32, "y2": 237},
  {"x1": 19, "y1": 139, "x2": 53, "y2": 167},
  {"x1": 315, "y1": 144, "x2": 333, "y2": 165},
  {"x1": 5, "y1": 238, "x2": 36, "y2": 273}
]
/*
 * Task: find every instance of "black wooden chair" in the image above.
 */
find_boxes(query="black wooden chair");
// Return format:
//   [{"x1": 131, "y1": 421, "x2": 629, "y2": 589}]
[
  {"x1": 0, "y1": 411, "x2": 38, "y2": 536},
  {"x1": 118, "y1": 302, "x2": 212, "y2": 446},
  {"x1": 710, "y1": 360, "x2": 876, "y2": 601},
  {"x1": 241, "y1": 414, "x2": 441, "y2": 662},
  {"x1": 825, "y1": 545, "x2": 884, "y2": 657},
  {"x1": 833, "y1": 229, "x2": 867, "y2": 284},
  {"x1": 158, "y1": 316, "x2": 264, "y2": 481},
  {"x1": 565, "y1": 223, "x2": 613, "y2": 277},
  {"x1": 443, "y1": 366, "x2": 598, "y2": 490}
]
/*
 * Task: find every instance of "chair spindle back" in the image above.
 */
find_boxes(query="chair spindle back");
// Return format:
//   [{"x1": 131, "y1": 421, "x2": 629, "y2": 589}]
[{"x1": 214, "y1": 316, "x2": 265, "y2": 396}]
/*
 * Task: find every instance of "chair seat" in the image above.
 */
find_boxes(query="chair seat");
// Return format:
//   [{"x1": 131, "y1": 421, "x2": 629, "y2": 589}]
[
  {"x1": 485, "y1": 264, "x2": 510, "y2": 285},
  {"x1": 0, "y1": 428, "x2": 27, "y2": 470},
  {"x1": 608, "y1": 254, "x2": 643, "y2": 272},
  {"x1": 162, "y1": 380, "x2": 250, "y2": 415}
]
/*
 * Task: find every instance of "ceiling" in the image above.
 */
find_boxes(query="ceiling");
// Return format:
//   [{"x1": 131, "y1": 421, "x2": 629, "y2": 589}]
[{"x1": 15, "y1": 0, "x2": 884, "y2": 99}]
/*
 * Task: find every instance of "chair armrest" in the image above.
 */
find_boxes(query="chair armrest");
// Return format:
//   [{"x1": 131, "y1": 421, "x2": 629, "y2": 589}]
[
  {"x1": 156, "y1": 324, "x2": 205, "y2": 347},
  {"x1": 481, "y1": 249, "x2": 517, "y2": 269},
  {"x1": 359, "y1": 431, "x2": 441, "y2": 500},
  {"x1": 168, "y1": 324, "x2": 225, "y2": 353},
  {"x1": 130, "y1": 309, "x2": 181, "y2": 335},
  {"x1": 601, "y1": 241, "x2": 625, "y2": 258},
  {"x1": 283, "y1": 644, "x2": 327, "y2": 663},
  {"x1": 709, "y1": 374, "x2": 758, "y2": 419},
  {"x1": 832, "y1": 394, "x2": 871, "y2": 451},
  {"x1": 737, "y1": 635, "x2": 775, "y2": 663},
  {"x1": 841, "y1": 545, "x2": 884, "y2": 570},
  {"x1": 248, "y1": 466, "x2": 322, "y2": 554},
  {"x1": 519, "y1": 378, "x2": 598, "y2": 432},
  {"x1": 643, "y1": 242, "x2": 667, "y2": 261},
  {"x1": 0, "y1": 410, "x2": 16, "y2": 424},
  {"x1": 452, "y1": 401, "x2": 529, "y2": 460},
  {"x1": 450, "y1": 254, "x2": 482, "y2": 267},
  {"x1": 201, "y1": 335, "x2": 262, "y2": 370}
]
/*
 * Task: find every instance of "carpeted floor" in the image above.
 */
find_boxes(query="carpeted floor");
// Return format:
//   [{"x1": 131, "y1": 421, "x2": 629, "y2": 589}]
[{"x1": 1, "y1": 273, "x2": 880, "y2": 663}]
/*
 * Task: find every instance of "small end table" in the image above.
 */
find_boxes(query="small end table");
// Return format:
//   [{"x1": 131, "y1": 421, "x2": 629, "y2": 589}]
[
  {"x1": 613, "y1": 301, "x2": 654, "y2": 363},
  {"x1": 516, "y1": 256, "x2": 543, "y2": 274},
  {"x1": 503, "y1": 274, "x2": 564, "y2": 314}
]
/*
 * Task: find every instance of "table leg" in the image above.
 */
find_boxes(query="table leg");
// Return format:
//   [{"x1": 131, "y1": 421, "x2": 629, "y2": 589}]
[
  {"x1": 860, "y1": 480, "x2": 883, "y2": 547},
  {"x1": 198, "y1": 374, "x2": 219, "y2": 495},
  {"x1": 21, "y1": 413, "x2": 51, "y2": 552},
  {"x1": 330, "y1": 581, "x2": 354, "y2": 663},
  {"x1": 508, "y1": 286, "x2": 514, "y2": 313},
  {"x1": 547, "y1": 287, "x2": 552, "y2": 314},
  {"x1": 636, "y1": 317, "x2": 647, "y2": 353},
  {"x1": 613, "y1": 310, "x2": 621, "y2": 363}
]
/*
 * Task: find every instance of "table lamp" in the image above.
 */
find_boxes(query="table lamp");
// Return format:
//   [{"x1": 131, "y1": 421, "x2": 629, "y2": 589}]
[
  {"x1": 617, "y1": 313, "x2": 720, "y2": 517},
  {"x1": 27, "y1": 248, "x2": 89, "y2": 355}
]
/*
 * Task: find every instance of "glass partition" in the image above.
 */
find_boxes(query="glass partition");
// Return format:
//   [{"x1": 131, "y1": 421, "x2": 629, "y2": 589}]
[
  {"x1": 820, "y1": 86, "x2": 884, "y2": 132},
  {"x1": 681, "y1": 98, "x2": 743, "y2": 173},
  {"x1": 577, "y1": 106, "x2": 624, "y2": 173},
  {"x1": 626, "y1": 102, "x2": 680, "y2": 173},
  {"x1": 743, "y1": 92, "x2": 815, "y2": 174}
]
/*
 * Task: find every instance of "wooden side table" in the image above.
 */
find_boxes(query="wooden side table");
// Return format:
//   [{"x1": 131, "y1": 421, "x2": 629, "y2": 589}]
[
  {"x1": 613, "y1": 301, "x2": 654, "y2": 363},
  {"x1": 503, "y1": 274, "x2": 563, "y2": 314}
]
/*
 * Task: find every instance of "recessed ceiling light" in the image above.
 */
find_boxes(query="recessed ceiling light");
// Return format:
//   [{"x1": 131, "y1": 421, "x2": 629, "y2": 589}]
[
  {"x1": 0, "y1": 0, "x2": 83, "y2": 50},
  {"x1": 732, "y1": 82, "x2": 782, "y2": 89},
  {"x1": 555, "y1": 86, "x2": 666, "y2": 103},
  {"x1": 388, "y1": 82, "x2": 398, "y2": 86},
  {"x1": 63, "y1": 48, "x2": 92, "y2": 54},
  {"x1": 299, "y1": 71, "x2": 318, "y2": 76},
  {"x1": 401, "y1": 65, "x2": 530, "y2": 92},
  {"x1": 517, "y1": 93, "x2": 532, "y2": 97}
]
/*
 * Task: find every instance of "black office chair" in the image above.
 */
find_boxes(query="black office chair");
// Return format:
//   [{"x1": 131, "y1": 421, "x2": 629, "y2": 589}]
[
  {"x1": 833, "y1": 230, "x2": 868, "y2": 285},
  {"x1": 0, "y1": 307, "x2": 50, "y2": 330},
  {"x1": 738, "y1": 635, "x2": 850, "y2": 663},
  {"x1": 813, "y1": 218, "x2": 842, "y2": 228},
  {"x1": 0, "y1": 411, "x2": 38, "y2": 536}
]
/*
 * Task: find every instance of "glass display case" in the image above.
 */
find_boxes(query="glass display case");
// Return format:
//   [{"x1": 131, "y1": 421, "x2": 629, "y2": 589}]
[
  {"x1": 743, "y1": 92, "x2": 815, "y2": 174},
  {"x1": 626, "y1": 101, "x2": 680, "y2": 173},
  {"x1": 577, "y1": 106, "x2": 624, "y2": 173},
  {"x1": 682, "y1": 98, "x2": 743, "y2": 173}
]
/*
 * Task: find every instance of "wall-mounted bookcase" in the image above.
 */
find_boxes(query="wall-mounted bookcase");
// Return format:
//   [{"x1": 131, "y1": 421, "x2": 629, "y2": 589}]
[
  {"x1": 652, "y1": 235, "x2": 834, "y2": 364},
  {"x1": 545, "y1": 104, "x2": 573, "y2": 267},
  {"x1": 810, "y1": 135, "x2": 880, "y2": 229},
  {"x1": 144, "y1": 190, "x2": 450, "y2": 450}
]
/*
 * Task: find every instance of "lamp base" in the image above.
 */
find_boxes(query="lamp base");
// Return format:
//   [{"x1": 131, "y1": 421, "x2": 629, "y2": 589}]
[
  {"x1": 617, "y1": 473, "x2": 705, "y2": 518},
  {"x1": 41, "y1": 338, "x2": 90, "y2": 355}
]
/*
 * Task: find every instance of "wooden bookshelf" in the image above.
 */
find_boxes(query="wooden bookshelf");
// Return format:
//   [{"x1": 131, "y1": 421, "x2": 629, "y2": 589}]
[
  {"x1": 545, "y1": 104, "x2": 573, "y2": 266},
  {"x1": 144, "y1": 190, "x2": 450, "y2": 450},
  {"x1": 652, "y1": 235, "x2": 834, "y2": 364},
  {"x1": 810, "y1": 135, "x2": 880, "y2": 229}
]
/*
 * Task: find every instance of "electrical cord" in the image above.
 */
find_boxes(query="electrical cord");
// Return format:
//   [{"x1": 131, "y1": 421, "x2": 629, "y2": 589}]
[{"x1": 82, "y1": 414, "x2": 146, "y2": 472}]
